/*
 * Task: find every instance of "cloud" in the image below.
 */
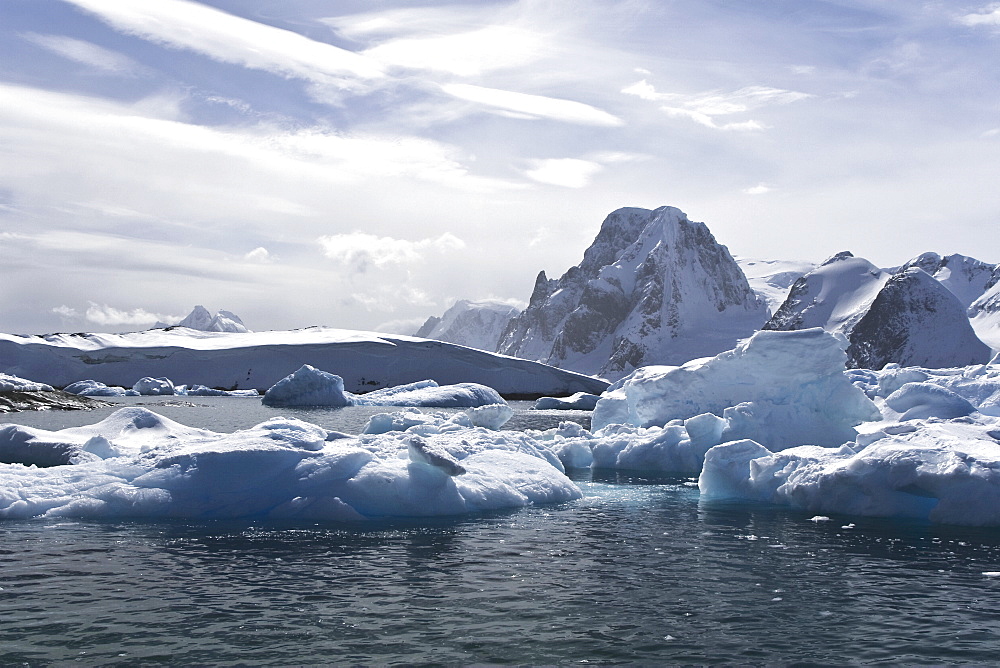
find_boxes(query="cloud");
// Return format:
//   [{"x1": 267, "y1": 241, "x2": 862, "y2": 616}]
[
  {"x1": 441, "y1": 83, "x2": 623, "y2": 127},
  {"x1": 743, "y1": 183, "x2": 773, "y2": 195},
  {"x1": 244, "y1": 247, "x2": 273, "y2": 263},
  {"x1": 317, "y1": 231, "x2": 466, "y2": 273},
  {"x1": 623, "y1": 80, "x2": 812, "y2": 131},
  {"x1": 61, "y1": 0, "x2": 385, "y2": 97},
  {"x1": 83, "y1": 303, "x2": 181, "y2": 327},
  {"x1": 21, "y1": 32, "x2": 144, "y2": 75},
  {"x1": 364, "y1": 25, "x2": 546, "y2": 76},
  {"x1": 956, "y1": 4, "x2": 1000, "y2": 27},
  {"x1": 51, "y1": 305, "x2": 80, "y2": 319},
  {"x1": 524, "y1": 158, "x2": 603, "y2": 188}
]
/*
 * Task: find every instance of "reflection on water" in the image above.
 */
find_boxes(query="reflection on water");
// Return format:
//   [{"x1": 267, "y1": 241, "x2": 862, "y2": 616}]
[{"x1": 3, "y1": 474, "x2": 1000, "y2": 665}]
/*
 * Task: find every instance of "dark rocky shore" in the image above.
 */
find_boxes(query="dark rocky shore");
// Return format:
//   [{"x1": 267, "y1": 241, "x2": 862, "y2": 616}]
[{"x1": 0, "y1": 390, "x2": 113, "y2": 413}]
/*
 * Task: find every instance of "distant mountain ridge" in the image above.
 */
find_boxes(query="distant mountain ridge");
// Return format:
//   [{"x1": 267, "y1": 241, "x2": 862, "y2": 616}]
[
  {"x1": 158, "y1": 305, "x2": 249, "y2": 333},
  {"x1": 413, "y1": 300, "x2": 521, "y2": 351},
  {"x1": 413, "y1": 205, "x2": 998, "y2": 376}
]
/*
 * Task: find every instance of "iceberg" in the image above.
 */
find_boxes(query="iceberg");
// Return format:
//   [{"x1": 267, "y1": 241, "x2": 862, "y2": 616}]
[
  {"x1": 133, "y1": 377, "x2": 175, "y2": 396},
  {"x1": 0, "y1": 373, "x2": 53, "y2": 393},
  {"x1": 261, "y1": 365, "x2": 507, "y2": 409},
  {"x1": 699, "y1": 416, "x2": 1000, "y2": 526},
  {"x1": 63, "y1": 380, "x2": 129, "y2": 397},
  {"x1": 533, "y1": 392, "x2": 601, "y2": 411},
  {"x1": 0, "y1": 407, "x2": 580, "y2": 520},
  {"x1": 592, "y1": 328, "x2": 879, "y2": 447}
]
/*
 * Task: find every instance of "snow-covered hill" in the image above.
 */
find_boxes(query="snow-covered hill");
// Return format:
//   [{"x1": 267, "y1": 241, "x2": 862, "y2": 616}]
[
  {"x1": 0, "y1": 327, "x2": 607, "y2": 397},
  {"x1": 735, "y1": 257, "x2": 815, "y2": 314},
  {"x1": 413, "y1": 299, "x2": 521, "y2": 351},
  {"x1": 764, "y1": 252, "x2": 992, "y2": 368},
  {"x1": 497, "y1": 206, "x2": 769, "y2": 380},
  {"x1": 897, "y1": 252, "x2": 1000, "y2": 309}
]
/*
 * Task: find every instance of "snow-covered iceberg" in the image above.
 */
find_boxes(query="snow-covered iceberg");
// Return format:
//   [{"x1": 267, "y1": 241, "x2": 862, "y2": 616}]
[
  {"x1": 534, "y1": 392, "x2": 601, "y2": 411},
  {"x1": 63, "y1": 380, "x2": 130, "y2": 397},
  {"x1": 699, "y1": 416, "x2": 1000, "y2": 526},
  {"x1": 0, "y1": 407, "x2": 580, "y2": 520},
  {"x1": 0, "y1": 373, "x2": 53, "y2": 393},
  {"x1": 592, "y1": 328, "x2": 879, "y2": 446},
  {"x1": 261, "y1": 365, "x2": 507, "y2": 409}
]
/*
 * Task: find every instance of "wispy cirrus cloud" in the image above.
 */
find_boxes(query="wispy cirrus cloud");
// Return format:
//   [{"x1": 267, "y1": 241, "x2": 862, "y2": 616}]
[
  {"x1": 623, "y1": 80, "x2": 812, "y2": 131},
  {"x1": 441, "y1": 83, "x2": 622, "y2": 127},
  {"x1": 21, "y1": 32, "x2": 144, "y2": 75},
  {"x1": 60, "y1": 0, "x2": 385, "y2": 96}
]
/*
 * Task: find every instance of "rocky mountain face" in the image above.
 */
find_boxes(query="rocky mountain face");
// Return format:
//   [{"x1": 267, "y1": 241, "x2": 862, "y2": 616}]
[
  {"x1": 412, "y1": 300, "x2": 521, "y2": 351},
  {"x1": 765, "y1": 252, "x2": 993, "y2": 369},
  {"x1": 497, "y1": 206, "x2": 768, "y2": 379},
  {"x1": 845, "y1": 267, "x2": 991, "y2": 369}
]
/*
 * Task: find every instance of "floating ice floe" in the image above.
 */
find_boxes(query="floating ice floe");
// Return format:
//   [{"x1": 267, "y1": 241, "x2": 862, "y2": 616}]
[
  {"x1": 533, "y1": 392, "x2": 601, "y2": 411},
  {"x1": 63, "y1": 380, "x2": 130, "y2": 397},
  {"x1": 261, "y1": 364, "x2": 506, "y2": 409},
  {"x1": 0, "y1": 407, "x2": 579, "y2": 520}
]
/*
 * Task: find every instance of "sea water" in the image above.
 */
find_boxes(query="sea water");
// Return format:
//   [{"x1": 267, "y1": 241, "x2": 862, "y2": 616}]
[{"x1": 3, "y1": 400, "x2": 1000, "y2": 664}]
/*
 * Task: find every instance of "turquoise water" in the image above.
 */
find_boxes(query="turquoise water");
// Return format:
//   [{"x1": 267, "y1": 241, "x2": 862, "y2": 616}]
[{"x1": 2, "y1": 402, "x2": 1000, "y2": 664}]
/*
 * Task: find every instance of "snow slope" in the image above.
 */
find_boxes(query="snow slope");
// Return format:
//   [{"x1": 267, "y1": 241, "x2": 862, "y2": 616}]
[
  {"x1": 0, "y1": 327, "x2": 608, "y2": 396},
  {"x1": 735, "y1": 257, "x2": 815, "y2": 314},
  {"x1": 498, "y1": 206, "x2": 768, "y2": 380},
  {"x1": 414, "y1": 299, "x2": 521, "y2": 351}
]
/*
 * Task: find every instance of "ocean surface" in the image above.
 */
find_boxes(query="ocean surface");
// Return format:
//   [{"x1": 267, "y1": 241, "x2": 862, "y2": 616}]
[{"x1": 3, "y1": 399, "x2": 1000, "y2": 665}]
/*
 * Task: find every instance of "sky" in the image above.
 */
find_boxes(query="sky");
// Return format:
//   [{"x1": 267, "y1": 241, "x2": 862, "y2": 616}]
[{"x1": 1, "y1": 0, "x2": 998, "y2": 335}]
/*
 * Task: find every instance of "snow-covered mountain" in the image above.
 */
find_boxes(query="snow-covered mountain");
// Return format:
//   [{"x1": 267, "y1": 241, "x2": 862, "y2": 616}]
[
  {"x1": 764, "y1": 252, "x2": 992, "y2": 368},
  {"x1": 897, "y1": 252, "x2": 1000, "y2": 309},
  {"x1": 970, "y1": 281, "x2": 1000, "y2": 351},
  {"x1": 413, "y1": 300, "x2": 521, "y2": 351},
  {"x1": 736, "y1": 257, "x2": 816, "y2": 314},
  {"x1": 497, "y1": 206, "x2": 769, "y2": 379},
  {"x1": 763, "y1": 251, "x2": 889, "y2": 334},
  {"x1": 160, "y1": 306, "x2": 250, "y2": 333}
]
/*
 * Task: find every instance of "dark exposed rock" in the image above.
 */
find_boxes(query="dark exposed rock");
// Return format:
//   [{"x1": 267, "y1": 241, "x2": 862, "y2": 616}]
[{"x1": 0, "y1": 390, "x2": 113, "y2": 414}]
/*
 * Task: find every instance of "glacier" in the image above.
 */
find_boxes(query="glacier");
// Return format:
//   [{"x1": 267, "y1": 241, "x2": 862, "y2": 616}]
[{"x1": 0, "y1": 327, "x2": 607, "y2": 397}]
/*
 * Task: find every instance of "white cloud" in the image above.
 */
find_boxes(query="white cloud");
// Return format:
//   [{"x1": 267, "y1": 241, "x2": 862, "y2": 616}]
[
  {"x1": 624, "y1": 80, "x2": 811, "y2": 131},
  {"x1": 957, "y1": 4, "x2": 1000, "y2": 26},
  {"x1": 22, "y1": 33, "x2": 144, "y2": 75},
  {"x1": 524, "y1": 158, "x2": 603, "y2": 188},
  {"x1": 61, "y1": 0, "x2": 385, "y2": 96},
  {"x1": 84, "y1": 303, "x2": 180, "y2": 327},
  {"x1": 441, "y1": 83, "x2": 623, "y2": 127},
  {"x1": 317, "y1": 231, "x2": 466, "y2": 273},
  {"x1": 743, "y1": 183, "x2": 773, "y2": 195},
  {"x1": 51, "y1": 305, "x2": 80, "y2": 319},
  {"x1": 244, "y1": 247, "x2": 273, "y2": 263},
  {"x1": 364, "y1": 25, "x2": 546, "y2": 76}
]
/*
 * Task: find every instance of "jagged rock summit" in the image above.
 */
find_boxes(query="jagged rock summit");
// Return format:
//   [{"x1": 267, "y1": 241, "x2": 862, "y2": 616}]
[
  {"x1": 413, "y1": 300, "x2": 521, "y2": 352},
  {"x1": 497, "y1": 206, "x2": 769, "y2": 380},
  {"x1": 169, "y1": 306, "x2": 250, "y2": 333}
]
